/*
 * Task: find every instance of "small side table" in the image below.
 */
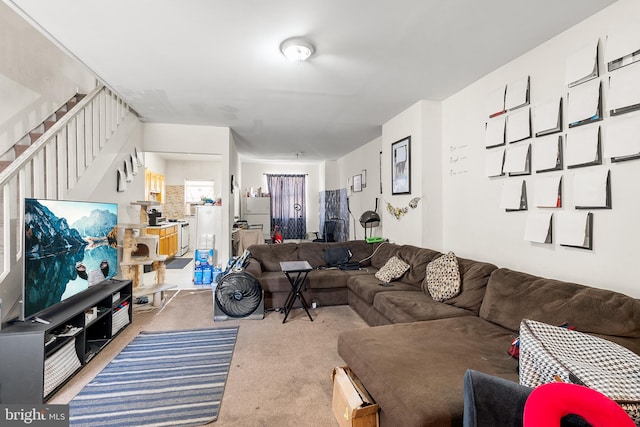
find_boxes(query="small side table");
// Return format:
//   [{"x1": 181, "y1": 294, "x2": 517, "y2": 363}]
[{"x1": 280, "y1": 260, "x2": 314, "y2": 323}]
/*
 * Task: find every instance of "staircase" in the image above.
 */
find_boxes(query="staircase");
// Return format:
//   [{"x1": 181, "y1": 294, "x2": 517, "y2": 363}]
[
  {"x1": 0, "y1": 84, "x2": 134, "y2": 283},
  {"x1": 0, "y1": 93, "x2": 86, "y2": 173}
]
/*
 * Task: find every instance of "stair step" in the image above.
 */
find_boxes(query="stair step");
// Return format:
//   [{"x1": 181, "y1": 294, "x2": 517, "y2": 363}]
[
  {"x1": 56, "y1": 110, "x2": 67, "y2": 120},
  {"x1": 29, "y1": 132, "x2": 42, "y2": 143},
  {"x1": 44, "y1": 120, "x2": 56, "y2": 131},
  {"x1": 0, "y1": 161, "x2": 11, "y2": 172},
  {"x1": 66, "y1": 100, "x2": 77, "y2": 110},
  {"x1": 14, "y1": 145, "x2": 29, "y2": 157}
]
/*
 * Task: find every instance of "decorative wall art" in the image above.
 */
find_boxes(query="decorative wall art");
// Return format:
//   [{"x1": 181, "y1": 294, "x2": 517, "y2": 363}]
[
  {"x1": 391, "y1": 136, "x2": 411, "y2": 195},
  {"x1": 352, "y1": 174, "x2": 362, "y2": 192},
  {"x1": 481, "y1": 25, "x2": 640, "y2": 252}
]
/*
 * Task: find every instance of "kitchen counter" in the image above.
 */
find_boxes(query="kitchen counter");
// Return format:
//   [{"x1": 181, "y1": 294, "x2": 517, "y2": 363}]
[{"x1": 147, "y1": 221, "x2": 186, "y2": 228}]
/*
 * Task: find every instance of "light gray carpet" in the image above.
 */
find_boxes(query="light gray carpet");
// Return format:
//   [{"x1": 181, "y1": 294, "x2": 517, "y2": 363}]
[{"x1": 50, "y1": 289, "x2": 369, "y2": 426}]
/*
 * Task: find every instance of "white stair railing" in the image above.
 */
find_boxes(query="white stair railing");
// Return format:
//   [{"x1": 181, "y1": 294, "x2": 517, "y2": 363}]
[{"x1": 0, "y1": 85, "x2": 133, "y2": 281}]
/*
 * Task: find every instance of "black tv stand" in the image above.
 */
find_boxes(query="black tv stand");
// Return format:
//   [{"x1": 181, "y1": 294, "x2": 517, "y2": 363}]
[
  {"x1": 0, "y1": 279, "x2": 132, "y2": 404},
  {"x1": 32, "y1": 316, "x2": 51, "y2": 325}
]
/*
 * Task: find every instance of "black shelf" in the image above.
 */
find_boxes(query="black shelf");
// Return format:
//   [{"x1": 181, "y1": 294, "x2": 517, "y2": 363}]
[
  {"x1": 0, "y1": 279, "x2": 132, "y2": 404},
  {"x1": 85, "y1": 339, "x2": 110, "y2": 362},
  {"x1": 44, "y1": 334, "x2": 77, "y2": 358}
]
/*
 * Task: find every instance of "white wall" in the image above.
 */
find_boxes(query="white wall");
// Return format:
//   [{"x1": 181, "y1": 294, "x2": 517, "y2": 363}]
[
  {"x1": 420, "y1": 101, "x2": 443, "y2": 250},
  {"x1": 240, "y1": 160, "x2": 321, "y2": 234},
  {"x1": 165, "y1": 160, "x2": 223, "y2": 187},
  {"x1": 143, "y1": 152, "x2": 166, "y2": 175},
  {"x1": 337, "y1": 137, "x2": 382, "y2": 240},
  {"x1": 0, "y1": 2, "x2": 100, "y2": 323},
  {"x1": 0, "y1": 1, "x2": 95, "y2": 155},
  {"x1": 324, "y1": 160, "x2": 340, "y2": 191},
  {"x1": 380, "y1": 101, "x2": 442, "y2": 247},
  {"x1": 442, "y1": 0, "x2": 640, "y2": 297},
  {"x1": 68, "y1": 116, "x2": 145, "y2": 225},
  {"x1": 143, "y1": 123, "x2": 233, "y2": 263}
]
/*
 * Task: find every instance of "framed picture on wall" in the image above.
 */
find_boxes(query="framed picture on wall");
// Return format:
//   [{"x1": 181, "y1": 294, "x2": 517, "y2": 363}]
[
  {"x1": 353, "y1": 174, "x2": 362, "y2": 192},
  {"x1": 391, "y1": 136, "x2": 411, "y2": 195}
]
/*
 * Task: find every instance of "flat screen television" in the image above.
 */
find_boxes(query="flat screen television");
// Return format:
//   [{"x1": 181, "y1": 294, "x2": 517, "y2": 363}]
[{"x1": 22, "y1": 198, "x2": 118, "y2": 321}]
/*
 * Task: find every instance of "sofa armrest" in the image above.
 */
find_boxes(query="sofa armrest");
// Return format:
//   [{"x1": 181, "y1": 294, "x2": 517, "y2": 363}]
[{"x1": 245, "y1": 258, "x2": 263, "y2": 278}]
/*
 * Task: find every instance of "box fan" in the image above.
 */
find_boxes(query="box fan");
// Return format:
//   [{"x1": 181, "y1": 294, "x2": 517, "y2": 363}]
[{"x1": 213, "y1": 251, "x2": 264, "y2": 321}]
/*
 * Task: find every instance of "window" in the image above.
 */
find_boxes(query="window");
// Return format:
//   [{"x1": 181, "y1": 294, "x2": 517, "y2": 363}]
[
  {"x1": 184, "y1": 180, "x2": 215, "y2": 203},
  {"x1": 266, "y1": 174, "x2": 306, "y2": 240}
]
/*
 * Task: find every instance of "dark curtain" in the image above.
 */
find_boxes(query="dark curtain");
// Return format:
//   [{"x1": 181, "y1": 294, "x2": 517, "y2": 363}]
[{"x1": 267, "y1": 174, "x2": 306, "y2": 240}]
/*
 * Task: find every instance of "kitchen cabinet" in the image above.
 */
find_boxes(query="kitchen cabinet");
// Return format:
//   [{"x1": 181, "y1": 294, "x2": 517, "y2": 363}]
[
  {"x1": 145, "y1": 169, "x2": 165, "y2": 202},
  {"x1": 146, "y1": 224, "x2": 178, "y2": 257}
]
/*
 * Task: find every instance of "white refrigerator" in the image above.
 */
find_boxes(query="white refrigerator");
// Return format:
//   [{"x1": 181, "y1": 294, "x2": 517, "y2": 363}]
[{"x1": 194, "y1": 205, "x2": 223, "y2": 264}]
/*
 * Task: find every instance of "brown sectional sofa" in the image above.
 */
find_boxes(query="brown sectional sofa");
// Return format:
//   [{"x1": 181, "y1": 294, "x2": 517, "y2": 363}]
[
  {"x1": 245, "y1": 240, "x2": 375, "y2": 309},
  {"x1": 246, "y1": 240, "x2": 640, "y2": 426}
]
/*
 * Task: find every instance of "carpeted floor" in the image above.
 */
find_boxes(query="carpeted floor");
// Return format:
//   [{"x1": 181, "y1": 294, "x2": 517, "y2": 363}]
[{"x1": 49, "y1": 289, "x2": 369, "y2": 426}]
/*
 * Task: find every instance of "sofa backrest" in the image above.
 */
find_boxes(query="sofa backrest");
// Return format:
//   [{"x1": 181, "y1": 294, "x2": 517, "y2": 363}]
[
  {"x1": 444, "y1": 257, "x2": 497, "y2": 314},
  {"x1": 296, "y1": 240, "x2": 374, "y2": 269},
  {"x1": 479, "y1": 268, "x2": 640, "y2": 337},
  {"x1": 396, "y1": 245, "x2": 442, "y2": 288},
  {"x1": 247, "y1": 243, "x2": 298, "y2": 271},
  {"x1": 370, "y1": 242, "x2": 402, "y2": 269},
  {"x1": 248, "y1": 240, "x2": 376, "y2": 271}
]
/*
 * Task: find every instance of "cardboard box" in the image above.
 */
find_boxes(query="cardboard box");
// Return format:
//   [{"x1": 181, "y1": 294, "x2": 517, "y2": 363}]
[{"x1": 332, "y1": 366, "x2": 379, "y2": 427}]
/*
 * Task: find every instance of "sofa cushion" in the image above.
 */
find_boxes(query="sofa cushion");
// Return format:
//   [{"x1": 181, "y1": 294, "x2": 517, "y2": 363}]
[
  {"x1": 248, "y1": 243, "x2": 298, "y2": 271},
  {"x1": 305, "y1": 269, "x2": 349, "y2": 289},
  {"x1": 323, "y1": 245, "x2": 352, "y2": 266},
  {"x1": 397, "y1": 245, "x2": 442, "y2": 287},
  {"x1": 346, "y1": 274, "x2": 417, "y2": 304},
  {"x1": 295, "y1": 240, "x2": 374, "y2": 269},
  {"x1": 443, "y1": 257, "x2": 497, "y2": 314},
  {"x1": 254, "y1": 271, "x2": 296, "y2": 293},
  {"x1": 423, "y1": 251, "x2": 461, "y2": 301},
  {"x1": 480, "y1": 268, "x2": 640, "y2": 337},
  {"x1": 373, "y1": 291, "x2": 475, "y2": 324},
  {"x1": 344, "y1": 240, "x2": 376, "y2": 267},
  {"x1": 337, "y1": 317, "x2": 519, "y2": 427},
  {"x1": 371, "y1": 242, "x2": 401, "y2": 268},
  {"x1": 375, "y1": 256, "x2": 410, "y2": 283},
  {"x1": 296, "y1": 242, "x2": 331, "y2": 268}
]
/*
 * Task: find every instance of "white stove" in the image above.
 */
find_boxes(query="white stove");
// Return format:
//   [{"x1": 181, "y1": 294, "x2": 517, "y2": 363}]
[{"x1": 176, "y1": 221, "x2": 190, "y2": 256}]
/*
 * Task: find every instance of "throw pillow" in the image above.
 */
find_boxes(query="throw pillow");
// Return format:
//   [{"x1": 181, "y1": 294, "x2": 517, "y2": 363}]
[
  {"x1": 423, "y1": 251, "x2": 461, "y2": 301},
  {"x1": 375, "y1": 256, "x2": 410, "y2": 283}
]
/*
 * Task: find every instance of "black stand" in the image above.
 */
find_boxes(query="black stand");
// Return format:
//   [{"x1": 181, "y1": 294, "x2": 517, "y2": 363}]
[{"x1": 280, "y1": 261, "x2": 314, "y2": 323}]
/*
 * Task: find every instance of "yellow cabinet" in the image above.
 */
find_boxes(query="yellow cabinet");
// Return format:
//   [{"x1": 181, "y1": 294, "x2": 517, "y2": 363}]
[
  {"x1": 145, "y1": 169, "x2": 165, "y2": 202},
  {"x1": 146, "y1": 225, "x2": 178, "y2": 257}
]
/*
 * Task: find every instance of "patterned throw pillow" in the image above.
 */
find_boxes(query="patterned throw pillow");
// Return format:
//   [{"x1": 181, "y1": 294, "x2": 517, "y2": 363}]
[
  {"x1": 375, "y1": 256, "x2": 410, "y2": 283},
  {"x1": 423, "y1": 251, "x2": 461, "y2": 301}
]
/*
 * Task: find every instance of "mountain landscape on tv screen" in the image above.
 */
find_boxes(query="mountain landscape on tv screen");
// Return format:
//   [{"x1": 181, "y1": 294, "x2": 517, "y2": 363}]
[{"x1": 24, "y1": 199, "x2": 118, "y2": 318}]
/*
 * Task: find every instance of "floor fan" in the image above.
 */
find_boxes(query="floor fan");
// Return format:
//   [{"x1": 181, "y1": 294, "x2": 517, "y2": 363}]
[{"x1": 214, "y1": 271, "x2": 265, "y2": 321}]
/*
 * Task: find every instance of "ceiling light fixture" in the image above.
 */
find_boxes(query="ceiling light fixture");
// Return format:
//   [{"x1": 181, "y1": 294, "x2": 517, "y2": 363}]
[{"x1": 280, "y1": 37, "x2": 315, "y2": 63}]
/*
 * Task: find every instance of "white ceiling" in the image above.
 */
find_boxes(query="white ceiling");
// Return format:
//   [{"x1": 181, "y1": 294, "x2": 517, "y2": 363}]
[{"x1": 9, "y1": 0, "x2": 617, "y2": 162}]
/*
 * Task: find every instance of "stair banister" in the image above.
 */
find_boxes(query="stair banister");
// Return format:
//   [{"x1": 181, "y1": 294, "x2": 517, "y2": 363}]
[{"x1": 0, "y1": 84, "x2": 132, "y2": 285}]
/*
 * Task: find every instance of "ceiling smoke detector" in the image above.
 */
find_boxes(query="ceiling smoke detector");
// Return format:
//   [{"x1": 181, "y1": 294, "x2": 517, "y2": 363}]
[{"x1": 280, "y1": 37, "x2": 315, "y2": 63}]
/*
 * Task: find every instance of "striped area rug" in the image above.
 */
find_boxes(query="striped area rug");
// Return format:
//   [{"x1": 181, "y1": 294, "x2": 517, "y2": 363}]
[{"x1": 69, "y1": 327, "x2": 238, "y2": 427}]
